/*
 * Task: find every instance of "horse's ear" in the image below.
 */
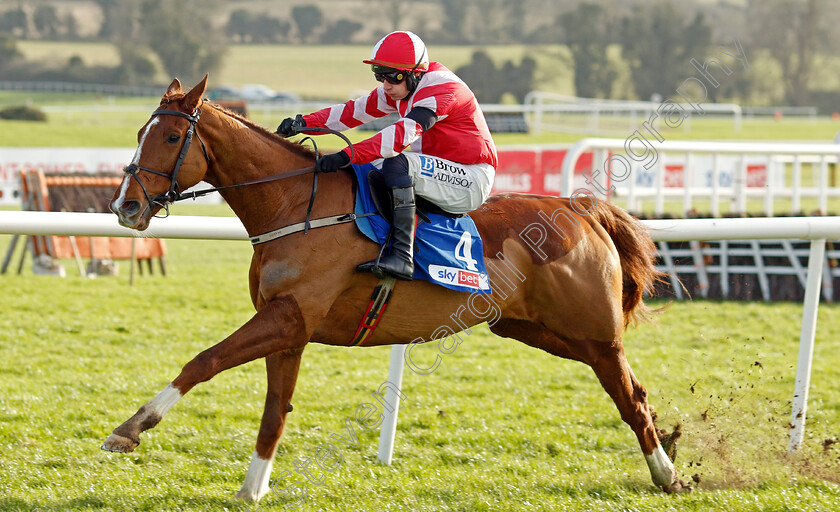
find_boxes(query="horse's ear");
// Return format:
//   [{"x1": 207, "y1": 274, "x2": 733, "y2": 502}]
[
  {"x1": 165, "y1": 78, "x2": 182, "y2": 97},
  {"x1": 184, "y1": 74, "x2": 208, "y2": 111}
]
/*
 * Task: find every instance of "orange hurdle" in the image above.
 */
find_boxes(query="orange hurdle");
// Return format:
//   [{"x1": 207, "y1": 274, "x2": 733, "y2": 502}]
[{"x1": 5, "y1": 170, "x2": 167, "y2": 278}]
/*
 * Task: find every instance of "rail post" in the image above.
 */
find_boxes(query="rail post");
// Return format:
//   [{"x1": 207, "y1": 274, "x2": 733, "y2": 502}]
[
  {"x1": 788, "y1": 238, "x2": 826, "y2": 451},
  {"x1": 377, "y1": 344, "x2": 408, "y2": 465}
]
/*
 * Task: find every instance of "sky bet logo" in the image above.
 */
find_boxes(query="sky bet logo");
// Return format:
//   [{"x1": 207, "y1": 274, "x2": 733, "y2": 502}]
[{"x1": 429, "y1": 264, "x2": 489, "y2": 290}]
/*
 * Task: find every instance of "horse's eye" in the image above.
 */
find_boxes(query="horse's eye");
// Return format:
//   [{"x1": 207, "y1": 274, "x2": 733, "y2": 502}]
[{"x1": 167, "y1": 134, "x2": 180, "y2": 144}]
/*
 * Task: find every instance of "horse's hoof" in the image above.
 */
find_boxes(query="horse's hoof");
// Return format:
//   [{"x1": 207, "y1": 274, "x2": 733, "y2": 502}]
[
  {"x1": 235, "y1": 487, "x2": 267, "y2": 502},
  {"x1": 663, "y1": 478, "x2": 693, "y2": 494},
  {"x1": 101, "y1": 433, "x2": 139, "y2": 453}
]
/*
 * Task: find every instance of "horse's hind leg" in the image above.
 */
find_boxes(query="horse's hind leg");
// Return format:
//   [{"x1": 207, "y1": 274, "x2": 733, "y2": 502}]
[
  {"x1": 490, "y1": 319, "x2": 691, "y2": 493},
  {"x1": 237, "y1": 349, "x2": 304, "y2": 502},
  {"x1": 580, "y1": 338, "x2": 691, "y2": 493}
]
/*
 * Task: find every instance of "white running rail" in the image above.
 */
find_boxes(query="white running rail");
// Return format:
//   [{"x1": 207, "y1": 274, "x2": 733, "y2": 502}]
[
  {"x1": 1, "y1": 211, "x2": 836, "y2": 456},
  {"x1": 561, "y1": 138, "x2": 840, "y2": 216},
  {"x1": 523, "y1": 91, "x2": 743, "y2": 135}
]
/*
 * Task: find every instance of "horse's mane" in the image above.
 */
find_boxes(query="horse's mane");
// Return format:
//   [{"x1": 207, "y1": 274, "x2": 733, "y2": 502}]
[
  {"x1": 206, "y1": 101, "x2": 317, "y2": 161},
  {"x1": 161, "y1": 93, "x2": 317, "y2": 161}
]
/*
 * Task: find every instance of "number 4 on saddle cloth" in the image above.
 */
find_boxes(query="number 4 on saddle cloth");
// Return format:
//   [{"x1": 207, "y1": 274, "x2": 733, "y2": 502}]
[{"x1": 351, "y1": 163, "x2": 491, "y2": 295}]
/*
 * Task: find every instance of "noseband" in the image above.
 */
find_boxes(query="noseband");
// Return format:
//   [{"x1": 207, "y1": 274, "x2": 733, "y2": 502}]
[{"x1": 123, "y1": 107, "x2": 210, "y2": 217}]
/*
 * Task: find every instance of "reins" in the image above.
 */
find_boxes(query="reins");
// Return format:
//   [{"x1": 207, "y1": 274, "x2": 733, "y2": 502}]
[
  {"x1": 124, "y1": 102, "x2": 368, "y2": 243},
  {"x1": 174, "y1": 125, "x2": 357, "y2": 202}
]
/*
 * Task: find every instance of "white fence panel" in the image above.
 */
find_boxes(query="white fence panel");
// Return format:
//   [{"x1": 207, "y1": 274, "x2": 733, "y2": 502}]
[
  {"x1": 523, "y1": 92, "x2": 743, "y2": 135},
  {"x1": 561, "y1": 138, "x2": 840, "y2": 216}
]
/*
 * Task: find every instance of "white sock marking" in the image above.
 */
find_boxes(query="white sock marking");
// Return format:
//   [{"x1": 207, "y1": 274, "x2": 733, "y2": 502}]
[
  {"x1": 239, "y1": 451, "x2": 273, "y2": 500},
  {"x1": 645, "y1": 444, "x2": 676, "y2": 487},
  {"x1": 146, "y1": 383, "x2": 182, "y2": 417}
]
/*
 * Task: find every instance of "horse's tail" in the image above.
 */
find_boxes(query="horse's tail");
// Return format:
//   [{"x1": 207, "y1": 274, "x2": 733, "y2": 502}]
[{"x1": 588, "y1": 199, "x2": 666, "y2": 327}]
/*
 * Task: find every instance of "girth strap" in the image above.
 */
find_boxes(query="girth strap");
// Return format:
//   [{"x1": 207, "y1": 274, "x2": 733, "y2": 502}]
[
  {"x1": 249, "y1": 212, "x2": 374, "y2": 245},
  {"x1": 350, "y1": 276, "x2": 396, "y2": 346}
]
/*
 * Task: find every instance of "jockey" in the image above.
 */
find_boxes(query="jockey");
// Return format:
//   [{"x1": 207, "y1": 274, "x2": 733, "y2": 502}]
[{"x1": 277, "y1": 30, "x2": 497, "y2": 281}]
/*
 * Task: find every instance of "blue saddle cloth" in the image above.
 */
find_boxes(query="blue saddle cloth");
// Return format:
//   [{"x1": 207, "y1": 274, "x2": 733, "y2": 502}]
[{"x1": 351, "y1": 163, "x2": 491, "y2": 294}]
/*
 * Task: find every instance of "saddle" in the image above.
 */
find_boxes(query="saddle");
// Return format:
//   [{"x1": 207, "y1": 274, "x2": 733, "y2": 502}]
[
  {"x1": 350, "y1": 163, "x2": 489, "y2": 295},
  {"x1": 348, "y1": 169, "x2": 480, "y2": 346},
  {"x1": 365, "y1": 170, "x2": 463, "y2": 225}
]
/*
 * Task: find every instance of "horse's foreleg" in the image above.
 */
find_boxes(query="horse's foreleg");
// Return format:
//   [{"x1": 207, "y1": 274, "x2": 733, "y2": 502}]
[
  {"x1": 237, "y1": 349, "x2": 304, "y2": 502},
  {"x1": 102, "y1": 295, "x2": 307, "y2": 454},
  {"x1": 578, "y1": 339, "x2": 691, "y2": 493}
]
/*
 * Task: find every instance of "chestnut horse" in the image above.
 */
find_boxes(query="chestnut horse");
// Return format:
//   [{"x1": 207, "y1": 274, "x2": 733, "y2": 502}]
[{"x1": 104, "y1": 76, "x2": 691, "y2": 501}]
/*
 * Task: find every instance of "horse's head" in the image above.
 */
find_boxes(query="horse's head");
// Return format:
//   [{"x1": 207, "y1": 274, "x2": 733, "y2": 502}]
[{"x1": 111, "y1": 75, "x2": 211, "y2": 230}]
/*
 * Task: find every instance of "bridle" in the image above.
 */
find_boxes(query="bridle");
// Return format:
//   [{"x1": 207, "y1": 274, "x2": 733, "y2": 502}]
[
  {"x1": 123, "y1": 107, "x2": 210, "y2": 217},
  {"x1": 122, "y1": 102, "x2": 359, "y2": 237}
]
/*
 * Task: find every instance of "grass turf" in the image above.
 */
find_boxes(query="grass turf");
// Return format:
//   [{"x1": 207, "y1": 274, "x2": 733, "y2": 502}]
[{"x1": 0, "y1": 207, "x2": 839, "y2": 510}]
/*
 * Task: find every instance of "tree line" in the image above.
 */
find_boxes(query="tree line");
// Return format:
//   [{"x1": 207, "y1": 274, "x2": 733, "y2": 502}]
[{"x1": 0, "y1": 0, "x2": 837, "y2": 110}]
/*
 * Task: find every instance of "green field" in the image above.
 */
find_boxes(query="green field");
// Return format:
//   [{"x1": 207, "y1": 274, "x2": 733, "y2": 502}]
[
  {"x1": 3, "y1": 40, "x2": 840, "y2": 149},
  {"x1": 14, "y1": 41, "x2": 575, "y2": 101},
  {"x1": 16, "y1": 41, "x2": 834, "y2": 106},
  {"x1": 1, "y1": 203, "x2": 840, "y2": 511},
  {"x1": 4, "y1": 41, "x2": 840, "y2": 155}
]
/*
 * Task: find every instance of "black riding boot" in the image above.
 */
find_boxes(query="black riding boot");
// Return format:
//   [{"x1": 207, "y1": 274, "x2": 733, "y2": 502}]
[{"x1": 357, "y1": 185, "x2": 416, "y2": 280}]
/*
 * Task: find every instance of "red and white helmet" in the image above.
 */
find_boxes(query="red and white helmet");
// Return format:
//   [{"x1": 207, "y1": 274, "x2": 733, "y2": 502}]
[{"x1": 363, "y1": 31, "x2": 429, "y2": 72}]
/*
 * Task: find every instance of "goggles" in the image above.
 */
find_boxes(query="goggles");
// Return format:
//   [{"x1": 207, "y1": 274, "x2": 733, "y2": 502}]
[{"x1": 372, "y1": 65, "x2": 406, "y2": 85}]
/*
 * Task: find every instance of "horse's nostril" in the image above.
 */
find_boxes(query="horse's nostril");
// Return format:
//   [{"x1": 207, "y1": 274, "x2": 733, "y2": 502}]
[{"x1": 121, "y1": 200, "x2": 141, "y2": 216}]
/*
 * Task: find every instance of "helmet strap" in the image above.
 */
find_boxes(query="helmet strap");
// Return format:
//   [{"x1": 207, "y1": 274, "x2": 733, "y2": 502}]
[{"x1": 405, "y1": 46, "x2": 427, "y2": 95}]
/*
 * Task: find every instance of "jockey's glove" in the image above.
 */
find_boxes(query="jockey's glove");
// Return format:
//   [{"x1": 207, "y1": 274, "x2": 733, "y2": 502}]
[
  {"x1": 276, "y1": 114, "x2": 305, "y2": 137},
  {"x1": 316, "y1": 151, "x2": 351, "y2": 173}
]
